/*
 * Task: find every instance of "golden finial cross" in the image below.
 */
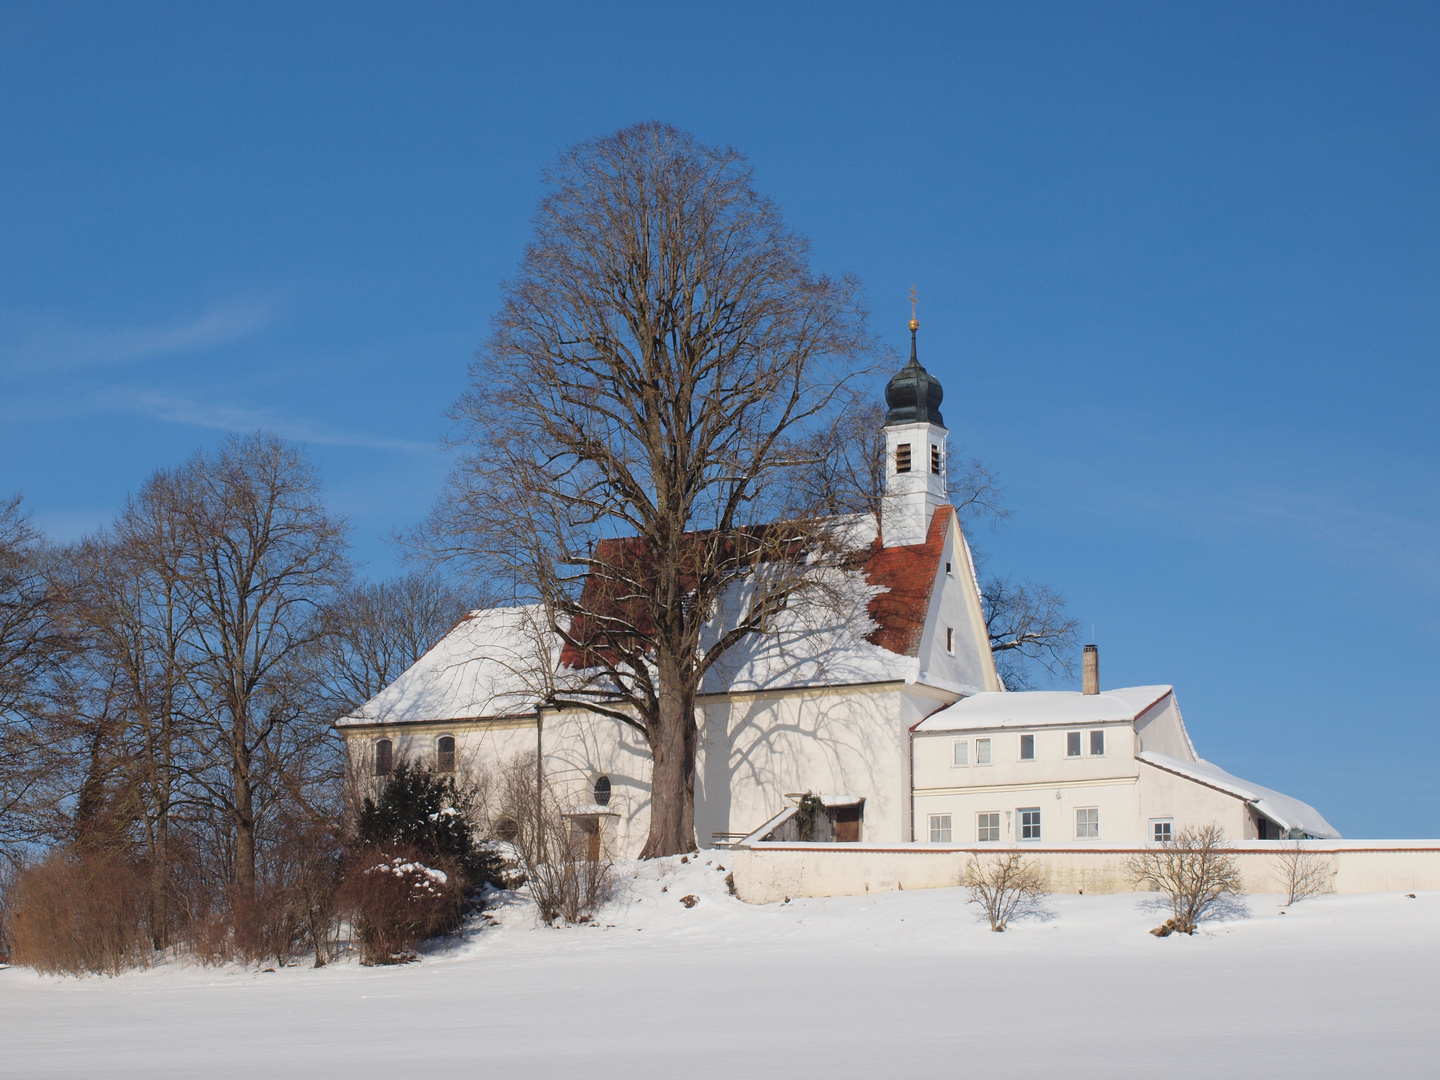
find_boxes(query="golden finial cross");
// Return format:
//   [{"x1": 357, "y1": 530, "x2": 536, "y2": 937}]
[{"x1": 908, "y1": 285, "x2": 919, "y2": 332}]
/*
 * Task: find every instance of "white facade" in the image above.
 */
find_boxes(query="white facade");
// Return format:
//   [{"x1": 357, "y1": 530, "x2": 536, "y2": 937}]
[{"x1": 880, "y1": 419, "x2": 948, "y2": 548}]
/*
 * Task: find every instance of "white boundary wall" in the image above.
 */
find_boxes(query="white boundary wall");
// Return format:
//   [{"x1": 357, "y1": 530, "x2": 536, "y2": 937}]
[{"x1": 729, "y1": 840, "x2": 1440, "y2": 904}]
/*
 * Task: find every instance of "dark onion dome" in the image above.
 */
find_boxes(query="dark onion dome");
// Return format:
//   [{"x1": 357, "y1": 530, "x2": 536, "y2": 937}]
[{"x1": 884, "y1": 320, "x2": 945, "y2": 427}]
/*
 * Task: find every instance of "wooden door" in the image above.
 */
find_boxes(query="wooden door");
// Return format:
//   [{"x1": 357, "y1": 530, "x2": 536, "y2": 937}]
[{"x1": 832, "y1": 805, "x2": 862, "y2": 843}]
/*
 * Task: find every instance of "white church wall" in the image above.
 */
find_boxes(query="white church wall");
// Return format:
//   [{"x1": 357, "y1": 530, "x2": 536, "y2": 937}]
[
  {"x1": 914, "y1": 518, "x2": 1000, "y2": 693},
  {"x1": 695, "y1": 683, "x2": 932, "y2": 848}
]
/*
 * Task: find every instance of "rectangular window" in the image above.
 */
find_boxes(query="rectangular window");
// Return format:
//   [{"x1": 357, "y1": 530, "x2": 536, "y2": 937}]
[
  {"x1": 945, "y1": 627, "x2": 954, "y2": 654},
  {"x1": 1019, "y1": 733, "x2": 1035, "y2": 760},
  {"x1": 1151, "y1": 819, "x2": 1173, "y2": 843},
  {"x1": 929, "y1": 814, "x2": 952, "y2": 843},
  {"x1": 1020, "y1": 807, "x2": 1042, "y2": 840},
  {"x1": 1067, "y1": 731, "x2": 1082, "y2": 757},
  {"x1": 975, "y1": 737, "x2": 992, "y2": 765},
  {"x1": 1090, "y1": 729, "x2": 1106, "y2": 756},
  {"x1": 976, "y1": 812, "x2": 1001, "y2": 842},
  {"x1": 896, "y1": 443, "x2": 912, "y2": 473},
  {"x1": 1076, "y1": 807, "x2": 1099, "y2": 839},
  {"x1": 945, "y1": 561, "x2": 953, "y2": 576},
  {"x1": 952, "y1": 739, "x2": 969, "y2": 766},
  {"x1": 931, "y1": 443, "x2": 941, "y2": 474}
]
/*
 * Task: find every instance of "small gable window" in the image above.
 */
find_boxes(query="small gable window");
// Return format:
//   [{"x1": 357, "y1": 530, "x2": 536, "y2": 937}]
[
  {"x1": 1090, "y1": 730, "x2": 1106, "y2": 756},
  {"x1": 895, "y1": 443, "x2": 912, "y2": 473},
  {"x1": 931, "y1": 443, "x2": 941, "y2": 475},
  {"x1": 1151, "y1": 819, "x2": 1173, "y2": 843},
  {"x1": 436, "y1": 735, "x2": 456, "y2": 773},
  {"x1": 945, "y1": 627, "x2": 954, "y2": 654},
  {"x1": 374, "y1": 738, "x2": 393, "y2": 777},
  {"x1": 1019, "y1": 734, "x2": 1035, "y2": 760},
  {"x1": 945, "y1": 561, "x2": 953, "y2": 576},
  {"x1": 593, "y1": 775, "x2": 612, "y2": 807},
  {"x1": 1067, "y1": 731, "x2": 1082, "y2": 757}
]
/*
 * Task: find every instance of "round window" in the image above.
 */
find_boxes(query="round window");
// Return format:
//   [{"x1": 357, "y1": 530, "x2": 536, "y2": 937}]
[{"x1": 593, "y1": 775, "x2": 612, "y2": 806}]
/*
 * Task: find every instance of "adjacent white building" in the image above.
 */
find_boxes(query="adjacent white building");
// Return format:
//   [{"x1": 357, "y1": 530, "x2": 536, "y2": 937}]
[{"x1": 338, "y1": 323, "x2": 1338, "y2": 851}]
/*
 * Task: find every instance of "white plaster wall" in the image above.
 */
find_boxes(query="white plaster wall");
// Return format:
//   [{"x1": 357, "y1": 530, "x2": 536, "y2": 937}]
[
  {"x1": 729, "y1": 842, "x2": 1440, "y2": 904},
  {"x1": 1133, "y1": 695, "x2": 1197, "y2": 761},
  {"x1": 911, "y1": 723, "x2": 1251, "y2": 845},
  {"x1": 914, "y1": 518, "x2": 1000, "y2": 693},
  {"x1": 880, "y1": 421, "x2": 946, "y2": 547}
]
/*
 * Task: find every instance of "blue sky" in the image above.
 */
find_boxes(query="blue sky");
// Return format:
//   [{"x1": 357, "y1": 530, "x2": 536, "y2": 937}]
[{"x1": 2, "y1": 2, "x2": 1436, "y2": 836}]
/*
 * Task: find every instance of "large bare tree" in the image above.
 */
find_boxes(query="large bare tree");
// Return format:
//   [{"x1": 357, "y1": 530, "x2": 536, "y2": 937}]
[{"x1": 428, "y1": 123, "x2": 879, "y2": 856}]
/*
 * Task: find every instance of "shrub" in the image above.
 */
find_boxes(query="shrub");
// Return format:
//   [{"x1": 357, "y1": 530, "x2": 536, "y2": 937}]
[
  {"x1": 6, "y1": 848, "x2": 150, "y2": 976},
  {"x1": 356, "y1": 760, "x2": 499, "y2": 891},
  {"x1": 961, "y1": 853, "x2": 1049, "y2": 931},
  {"x1": 1273, "y1": 841, "x2": 1335, "y2": 906},
  {"x1": 495, "y1": 754, "x2": 614, "y2": 925},
  {"x1": 1127, "y1": 822, "x2": 1244, "y2": 934},
  {"x1": 793, "y1": 792, "x2": 826, "y2": 842},
  {"x1": 339, "y1": 844, "x2": 464, "y2": 964}
]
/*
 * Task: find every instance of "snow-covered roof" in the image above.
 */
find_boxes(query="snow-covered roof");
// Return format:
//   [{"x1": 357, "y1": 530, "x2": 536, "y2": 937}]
[
  {"x1": 337, "y1": 605, "x2": 556, "y2": 727},
  {"x1": 914, "y1": 686, "x2": 1173, "y2": 732},
  {"x1": 1139, "y1": 751, "x2": 1341, "y2": 839}
]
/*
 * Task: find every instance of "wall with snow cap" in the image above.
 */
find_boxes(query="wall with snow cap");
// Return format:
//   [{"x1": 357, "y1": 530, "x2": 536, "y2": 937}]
[{"x1": 729, "y1": 840, "x2": 1440, "y2": 904}]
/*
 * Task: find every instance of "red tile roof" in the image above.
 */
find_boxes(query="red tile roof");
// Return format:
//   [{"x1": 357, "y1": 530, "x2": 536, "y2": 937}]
[
  {"x1": 557, "y1": 507, "x2": 953, "y2": 669},
  {"x1": 863, "y1": 506, "x2": 950, "y2": 657}
]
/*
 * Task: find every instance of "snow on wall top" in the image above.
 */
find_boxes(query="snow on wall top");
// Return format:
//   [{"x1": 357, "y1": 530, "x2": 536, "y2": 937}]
[
  {"x1": 337, "y1": 604, "x2": 555, "y2": 727},
  {"x1": 914, "y1": 686, "x2": 1174, "y2": 732},
  {"x1": 1138, "y1": 752, "x2": 1342, "y2": 839}
]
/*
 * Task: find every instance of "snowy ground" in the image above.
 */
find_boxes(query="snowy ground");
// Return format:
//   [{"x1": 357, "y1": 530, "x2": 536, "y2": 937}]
[{"x1": 2, "y1": 857, "x2": 1437, "y2": 1079}]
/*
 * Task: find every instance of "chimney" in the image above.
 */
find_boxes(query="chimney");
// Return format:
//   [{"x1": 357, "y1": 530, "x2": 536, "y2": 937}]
[{"x1": 1082, "y1": 644, "x2": 1099, "y2": 695}]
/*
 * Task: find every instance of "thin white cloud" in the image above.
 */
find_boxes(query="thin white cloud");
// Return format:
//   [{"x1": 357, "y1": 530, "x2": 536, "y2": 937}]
[
  {"x1": 1, "y1": 301, "x2": 274, "y2": 372},
  {"x1": 118, "y1": 390, "x2": 436, "y2": 455}
]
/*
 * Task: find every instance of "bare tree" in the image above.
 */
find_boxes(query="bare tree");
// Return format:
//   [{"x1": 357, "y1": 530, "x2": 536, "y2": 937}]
[
  {"x1": 0, "y1": 497, "x2": 79, "y2": 865},
  {"x1": 1128, "y1": 823, "x2": 1246, "y2": 934},
  {"x1": 962, "y1": 852, "x2": 1049, "y2": 931},
  {"x1": 168, "y1": 434, "x2": 350, "y2": 903},
  {"x1": 1274, "y1": 841, "x2": 1334, "y2": 906},
  {"x1": 426, "y1": 123, "x2": 879, "y2": 856},
  {"x1": 315, "y1": 573, "x2": 480, "y2": 717},
  {"x1": 979, "y1": 569, "x2": 1080, "y2": 690},
  {"x1": 494, "y1": 754, "x2": 613, "y2": 924}
]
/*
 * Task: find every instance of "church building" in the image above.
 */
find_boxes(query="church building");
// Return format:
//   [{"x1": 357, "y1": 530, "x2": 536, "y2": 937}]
[{"x1": 338, "y1": 320, "x2": 1337, "y2": 852}]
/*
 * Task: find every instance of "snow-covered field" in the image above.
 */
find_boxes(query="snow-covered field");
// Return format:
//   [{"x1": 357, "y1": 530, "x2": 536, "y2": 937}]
[{"x1": 2, "y1": 856, "x2": 1436, "y2": 1078}]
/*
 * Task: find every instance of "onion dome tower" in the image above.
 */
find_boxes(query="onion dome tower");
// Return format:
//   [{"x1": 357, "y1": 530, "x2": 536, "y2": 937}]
[{"x1": 880, "y1": 300, "x2": 948, "y2": 547}]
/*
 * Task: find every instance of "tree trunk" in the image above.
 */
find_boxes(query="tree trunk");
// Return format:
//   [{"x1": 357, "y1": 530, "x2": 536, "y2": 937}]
[
  {"x1": 641, "y1": 655, "x2": 697, "y2": 857},
  {"x1": 233, "y1": 723, "x2": 256, "y2": 903}
]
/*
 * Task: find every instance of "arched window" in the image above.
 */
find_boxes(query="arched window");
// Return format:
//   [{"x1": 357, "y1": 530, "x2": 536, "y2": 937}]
[
  {"x1": 436, "y1": 735, "x2": 456, "y2": 773},
  {"x1": 593, "y1": 774, "x2": 612, "y2": 807},
  {"x1": 374, "y1": 738, "x2": 393, "y2": 777}
]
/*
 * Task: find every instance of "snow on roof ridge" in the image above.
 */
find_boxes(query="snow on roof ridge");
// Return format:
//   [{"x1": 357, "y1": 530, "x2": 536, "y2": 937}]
[{"x1": 914, "y1": 684, "x2": 1173, "y2": 731}]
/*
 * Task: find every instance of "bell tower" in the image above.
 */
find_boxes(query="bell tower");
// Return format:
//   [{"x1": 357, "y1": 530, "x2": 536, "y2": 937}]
[{"x1": 881, "y1": 296, "x2": 947, "y2": 548}]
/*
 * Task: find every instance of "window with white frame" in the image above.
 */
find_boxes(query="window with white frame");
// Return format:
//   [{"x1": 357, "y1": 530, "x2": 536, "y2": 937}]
[
  {"x1": 952, "y1": 739, "x2": 969, "y2": 766},
  {"x1": 1019, "y1": 733, "x2": 1035, "y2": 760},
  {"x1": 975, "y1": 737, "x2": 992, "y2": 765},
  {"x1": 945, "y1": 627, "x2": 954, "y2": 654},
  {"x1": 1019, "y1": 807, "x2": 1042, "y2": 840},
  {"x1": 976, "y1": 812, "x2": 1001, "y2": 842},
  {"x1": 1090, "y1": 729, "x2": 1105, "y2": 756},
  {"x1": 1151, "y1": 818, "x2": 1173, "y2": 843},
  {"x1": 1075, "y1": 807, "x2": 1099, "y2": 839},
  {"x1": 929, "y1": 814, "x2": 952, "y2": 843},
  {"x1": 1066, "y1": 731, "x2": 1081, "y2": 757}
]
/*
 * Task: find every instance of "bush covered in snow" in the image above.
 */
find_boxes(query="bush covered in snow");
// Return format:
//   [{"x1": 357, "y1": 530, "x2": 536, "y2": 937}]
[{"x1": 339, "y1": 844, "x2": 465, "y2": 964}]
